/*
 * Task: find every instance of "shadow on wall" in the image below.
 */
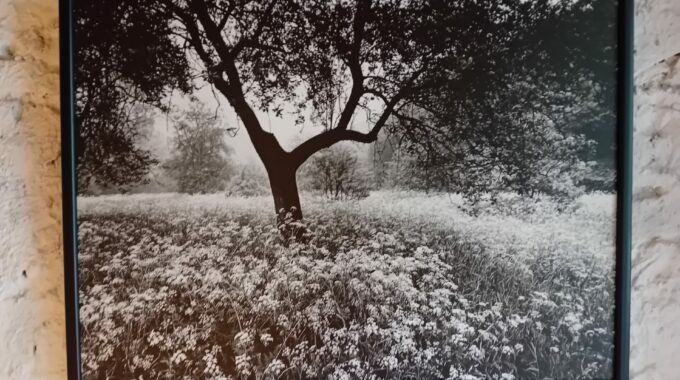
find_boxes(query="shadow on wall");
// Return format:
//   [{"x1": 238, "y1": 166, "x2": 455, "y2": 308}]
[{"x1": 0, "y1": 0, "x2": 66, "y2": 379}]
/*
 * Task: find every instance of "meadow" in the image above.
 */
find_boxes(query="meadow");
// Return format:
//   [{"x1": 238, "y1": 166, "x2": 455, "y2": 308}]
[{"x1": 77, "y1": 191, "x2": 615, "y2": 380}]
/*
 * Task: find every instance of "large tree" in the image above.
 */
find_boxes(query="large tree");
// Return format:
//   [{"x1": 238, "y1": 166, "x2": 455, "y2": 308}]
[{"x1": 77, "y1": 0, "x2": 615, "y2": 222}]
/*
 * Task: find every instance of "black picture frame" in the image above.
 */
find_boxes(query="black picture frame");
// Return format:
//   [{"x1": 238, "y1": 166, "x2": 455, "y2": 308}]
[{"x1": 59, "y1": 0, "x2": 634, "y2": 378}]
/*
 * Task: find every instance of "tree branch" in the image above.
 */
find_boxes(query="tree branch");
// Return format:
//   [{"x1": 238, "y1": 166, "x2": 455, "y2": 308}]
[
  {"x1": 290, "y1": 64, "x2": 426, "y2": 168},
  {"x1": 216, "y1": 2, "x2": 237, "y2": 31},
  {"x1": 290, "y1": 91, "x2": 399, "y2": 167},
  {"x1": 334, "y1": 0, "x2": 371, "y2": 131},
  {"x1": 160, "y1": 0, "x2": 215, "y2": 68},
  {"x1": 168, "y1": 0, "x2": 285, "y2": 160},
  {"x1": 190, "y1": 0, "x2": 238, "y2": 81}
]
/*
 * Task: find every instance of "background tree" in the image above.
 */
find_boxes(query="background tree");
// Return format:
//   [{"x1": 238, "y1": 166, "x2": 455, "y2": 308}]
[
  {"x1": 304, "y1": 145, "x2": 371, "y2": 200},
  {"x1": 226, "y1": 163, "x2": 270, "y2": 197},
  {"x1": 164, "y1": 105, "x2": 234, "y2": 194}
]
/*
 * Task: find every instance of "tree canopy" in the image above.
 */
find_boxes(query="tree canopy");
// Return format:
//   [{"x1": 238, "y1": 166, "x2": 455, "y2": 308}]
[
  {"x1": 74, "y1": 0, "x2": 191, "y2": 190},
  {"x1": 75, "y1": 0, "x2": 617, "y2": 216}
]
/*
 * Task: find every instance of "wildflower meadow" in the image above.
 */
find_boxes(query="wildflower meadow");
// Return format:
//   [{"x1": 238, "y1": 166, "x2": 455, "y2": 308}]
[{"x1": 77, "y1": 191, "x2": 615, "y2": 379}]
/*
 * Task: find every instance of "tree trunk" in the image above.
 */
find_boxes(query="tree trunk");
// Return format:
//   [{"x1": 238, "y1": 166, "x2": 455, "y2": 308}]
[
  {"x1": 265, "y1": 162, "x2": 305, "y2": 240},
  {"x1": 268, "y1": 167, "x2": 302, "y2": 219}
]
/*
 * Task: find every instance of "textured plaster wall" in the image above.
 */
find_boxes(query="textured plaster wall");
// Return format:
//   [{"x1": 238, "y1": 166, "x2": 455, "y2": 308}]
[
  {"x1": 631, "y1": 58, "x2": 680, "y2": 380},
  {"x1": 0, "y1": 0, "x2": 678, "y2": 379},
  {"x1": 631, "y1": 1, "x2": 680, "y2": 379},
  {"x1": 0, "y1": 0, "x2": 65, "y2": 378}
]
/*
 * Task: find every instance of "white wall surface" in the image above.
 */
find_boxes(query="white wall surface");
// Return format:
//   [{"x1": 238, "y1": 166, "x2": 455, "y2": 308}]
[
  {"x1": 631, "y1": 1, "x2": 680, "y2": 379},
  {"x1": 0, "y1": 0, "x2": 678, "y2": 378}
]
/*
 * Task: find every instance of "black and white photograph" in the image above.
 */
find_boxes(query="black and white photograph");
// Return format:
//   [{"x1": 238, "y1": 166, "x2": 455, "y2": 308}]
[{"x1": 73, "y1": 0, "x2": 621, "y2": 379}]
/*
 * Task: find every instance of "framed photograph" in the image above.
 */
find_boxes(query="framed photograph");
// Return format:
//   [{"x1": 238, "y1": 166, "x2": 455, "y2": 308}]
[{"x1": 60, "y1": 0, "x2": 632, "y2": 379}]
